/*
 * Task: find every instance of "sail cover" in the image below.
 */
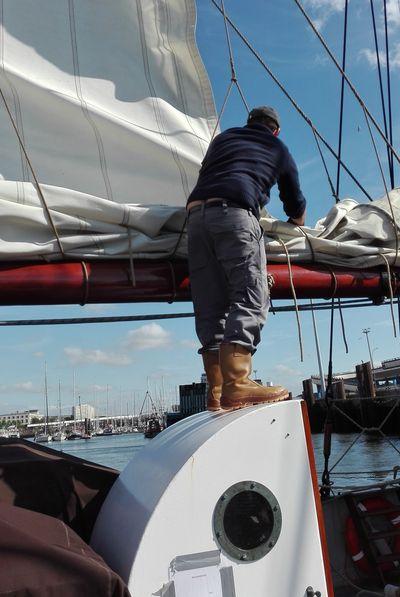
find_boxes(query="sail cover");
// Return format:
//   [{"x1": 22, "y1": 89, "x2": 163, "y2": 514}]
[{"x1": 0, "y1": 0, "x2": 216, "y2": 259}]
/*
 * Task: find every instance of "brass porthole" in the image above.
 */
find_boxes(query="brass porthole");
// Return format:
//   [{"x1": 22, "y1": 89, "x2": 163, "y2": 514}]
[{"x1": 213, "y1": 481, "x2": 282, "y2": 562}]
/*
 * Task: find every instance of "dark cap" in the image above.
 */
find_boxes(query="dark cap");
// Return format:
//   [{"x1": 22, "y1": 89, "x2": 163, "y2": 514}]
[{"x1": 247, "y1": 106, "x2": 280, "y2": 128}]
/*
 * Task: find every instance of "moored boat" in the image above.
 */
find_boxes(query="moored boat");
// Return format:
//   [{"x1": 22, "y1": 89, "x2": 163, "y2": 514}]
[
  {"x1": 52, "y1": 430, "x2": 67, "y2": 442},
  {"x1": 34, "y1": 433, "x2": 52, "y2": 443}
]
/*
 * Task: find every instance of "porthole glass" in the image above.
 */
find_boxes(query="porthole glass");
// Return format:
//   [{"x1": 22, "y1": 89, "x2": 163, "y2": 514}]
[{"x1": 213, "y1": 481, "x2": 282, "y2": 562}]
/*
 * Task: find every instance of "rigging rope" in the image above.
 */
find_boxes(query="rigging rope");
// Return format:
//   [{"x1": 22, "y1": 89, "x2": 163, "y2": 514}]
[
  {"x1": 362, "y1": 106, "x2": 400, "y2": 269},
  {"x1": 370, "y1": 0, "x2": 392, "y2": 185},
  {"x1": 277, "y1": 239, "x2": 304, "y2": 361},
  {"x1": 209, "y1": 0, "x2": 373, "y2": 201},
  {"x1": 320, "y1": 297, "x2": 335, "y2": 498},
  {"x1": 383, "y1": 0, "x2": 395, "y2": 188},
  {"x1": 329, "y1": 400, "x2": 400, "y2": 475},
  {"x1": 170, "y1": 0, "x2": 252, "y2": 272},
  {"x1": 220, "y1": 0, "x2": 250, "y2": 113},
  {"x1": 0, "y1": 298, "x2": 391, "y2": 327},
  {"x1": 311, "y1": 127, "x2": 338, "y2": 202},
  {"x1": 335, "y1": 0, "x2": 349, "y2": 200},
  {"x1": 334, "y1": 6, "x2": 350, "y2": 364},
  {"x1": 292, "y1": 0, "x2": 400, "y2": 168},
  {"x1": 338, "y1": 298, "x2": 349, "y2": 354},
  {"x1": 0, "y1": 87, "x2": 65, "y2": 257}
]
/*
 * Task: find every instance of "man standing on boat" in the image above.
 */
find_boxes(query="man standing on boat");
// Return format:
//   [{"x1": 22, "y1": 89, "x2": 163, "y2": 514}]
[{"x1": 186, "y1": 106, "x2": 306, "y2": 410}]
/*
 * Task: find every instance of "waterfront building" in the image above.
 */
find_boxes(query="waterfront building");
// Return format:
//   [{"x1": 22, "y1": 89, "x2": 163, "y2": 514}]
[
  {"x1": 311, "y1": 357, "x2": 400, "y2": 398},
  {"x1": 179, "y1": 382, "x2": 207, "y2": 416},
  {"x1": 72, "y1": 403, "x2": 95, "y2": 420},
  {"x1": 0, "y1": 409, "x2": 40, "y2": 426}
]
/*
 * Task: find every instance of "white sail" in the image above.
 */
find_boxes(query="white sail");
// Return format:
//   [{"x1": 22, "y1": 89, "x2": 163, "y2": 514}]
[{"x1": 0, "y1": 0, "x2": 216, "y2": 259}]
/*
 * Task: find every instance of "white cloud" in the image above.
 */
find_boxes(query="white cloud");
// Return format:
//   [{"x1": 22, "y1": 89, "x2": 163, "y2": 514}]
[
  {"x1": 304, "y1": 0, "x2": 347, "y2": 28},
  {"x1": 272, "y1": 364, "x2": 302, "y2": 377},
  {"x1": 391, "y1": 43, "x2": 400, "y2": 68},
  {"x1": 359, "y1": 43, "x2": 400, "y2": 70},
  {"x1": 359, "y1": 48, "x2": 386, "y2": 69},
  {"x1": 33, "y1": 351, "x2": 44, "y2": 358},
  {"x1": 0, "y1": 381, "x2": 38, "y2": 394},
  {"x1": 82, "y1": 303, "x2": 116, "y2": 313},
  {"x1": 64, "y1": 347, "x2": 131, "y2": 366},
  {"x1": 180, "y1": 339, "x2": 198, "y2": 349},
  {"x1": 124, "y1": 323, "x2": 171, "y2": 350},
  {"x1": 14, "y1": 381, "x2": 34, "y2": 391},
  {"x1": 92, "y1": 384, "x2": 110, "y2": 392},
  {"x1": 306, "y1": 0, "x2": 346, "y2": 8},
  {"x1": 387, "y1": 0, "x2": 400, "y2": 28}
]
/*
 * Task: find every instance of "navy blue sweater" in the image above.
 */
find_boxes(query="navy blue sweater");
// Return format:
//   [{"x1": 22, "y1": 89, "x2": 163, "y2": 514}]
[{"x1": 187, "y1": 122, "x2": 306, "y2": 219}]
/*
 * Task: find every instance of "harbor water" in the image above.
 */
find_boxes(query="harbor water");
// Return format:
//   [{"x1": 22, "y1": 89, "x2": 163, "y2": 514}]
[{"x1": 49, "y1": 431, "x2": 400, "y2": 489}]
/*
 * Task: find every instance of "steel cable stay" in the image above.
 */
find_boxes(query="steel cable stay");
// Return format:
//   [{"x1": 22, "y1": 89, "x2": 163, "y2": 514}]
[
  {"x1": 292, "y1": 0, "x2": 400, "y2": 169},
  {"x1": 171, "y1": 0, "x2": 251, "y2": 265},
  {"x1": 311, "y1": 127, "x2": 338, "y2": 202},
  {"x1": 325, "y1": 400, "x2": 400, "y2": 474},
  {"x1": 320, "y1": 3, "x2": 351, "y2": 496},
  {"x1": 334, "y1": 6, "x2": 350, "y2": 356},
  {"x1": 219, "y1": 0, "x2": 249, "y2": 114},
  {"x1": 336, "y1": 0, "x2": 349, "y2": 201},
  {"x1": 320, "y1": 298, "x2": 335, "y2": 498},
  {"x1": 362, "y1": 104, "x2": 399, "y2": 337},
  {"x1": 209, "y1": 0, "x2": 373, "y2": 202},
  {"x1": 211, "y1": 0, "x2": 250, "y2": 143},
  {"x1": 0, "y1": 298, "x2": 396, "y2": 327},
  {"x1": 383, "y1": 0, "x2": 395, "y2": 188},
  {"x1": 370, "y1": 0, "x2": 392, "y2": 186}
]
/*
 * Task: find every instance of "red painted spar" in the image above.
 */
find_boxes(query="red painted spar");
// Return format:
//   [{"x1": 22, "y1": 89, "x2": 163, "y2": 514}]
[{"x1": 0, "y1": 260, "x2": 396, "y2": 305}]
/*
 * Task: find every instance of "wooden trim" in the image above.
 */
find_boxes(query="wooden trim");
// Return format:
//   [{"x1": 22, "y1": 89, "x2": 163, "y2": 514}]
[{"x1": 301, "y1": 400, "x2": 335, "y2": 596}]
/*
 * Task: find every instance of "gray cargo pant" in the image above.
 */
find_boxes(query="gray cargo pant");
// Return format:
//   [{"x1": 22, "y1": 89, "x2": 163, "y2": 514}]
[{"x1": 187, "y1": 202, "x2": 269, "y2": 355}]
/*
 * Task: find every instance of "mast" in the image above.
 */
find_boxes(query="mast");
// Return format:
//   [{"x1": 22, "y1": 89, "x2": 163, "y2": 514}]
[
  {"x1": 120, "y1": 388, "x2": 123, "y2": 430},
  {"x1": 106, "y1": 384, "x2": 109, "y2": 426},
  {"x1": 72, "y1": 371, "x2": 76, "y2": 432},
  {"x1": 78, "y1": 394, "x2": 83, "y2": 426},
  {"x1": 44, "y1": 361, "x2": 49, "y2": 435},
  {"x1": 58, "y1": 380, "x2": 62, "y2": 428}
]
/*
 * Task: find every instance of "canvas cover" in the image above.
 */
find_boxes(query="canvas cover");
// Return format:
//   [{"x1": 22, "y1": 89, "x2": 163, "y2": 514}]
[
  {"x1": 0, "y1": 438, "x2": 119, "y2": 541},
  {"x1": 0, "y1": 501, "x2": 131, "y2": 596}
]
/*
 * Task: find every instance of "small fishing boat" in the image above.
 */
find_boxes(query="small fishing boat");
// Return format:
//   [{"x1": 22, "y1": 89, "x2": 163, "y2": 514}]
[{"x1": 143, "y1": 417, "x2": 163, "y2": 439}]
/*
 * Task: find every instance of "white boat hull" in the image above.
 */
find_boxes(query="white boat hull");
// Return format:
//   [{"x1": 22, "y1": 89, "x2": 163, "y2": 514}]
[{"x1": 92, "y1": 400, "x2": 332, "y2": 596}]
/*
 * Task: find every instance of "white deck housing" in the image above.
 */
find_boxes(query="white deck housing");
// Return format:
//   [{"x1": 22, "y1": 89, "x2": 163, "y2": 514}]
[{"x1": 91, "y1": 400, "x2": 331, "y2": 596}]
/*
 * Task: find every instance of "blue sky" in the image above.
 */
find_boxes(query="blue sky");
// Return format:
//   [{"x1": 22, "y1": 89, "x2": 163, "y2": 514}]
[{"x1": 1, "y1": 0, "x2": 400, "y2": 417}]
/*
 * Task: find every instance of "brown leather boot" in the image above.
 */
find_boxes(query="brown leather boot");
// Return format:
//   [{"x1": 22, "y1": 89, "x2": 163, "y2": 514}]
[
  {"x1": 220, "y1": 343, "x2": 289, "y2": 410},
  {"x1": 202, "y1": 351, "x2": 223, "y2": 411}
]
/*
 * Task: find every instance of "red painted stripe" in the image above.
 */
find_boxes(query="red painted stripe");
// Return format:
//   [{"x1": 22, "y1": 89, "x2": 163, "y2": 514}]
[{"x1": 301, "y1": 400, "x2": 335, "y2": 596}]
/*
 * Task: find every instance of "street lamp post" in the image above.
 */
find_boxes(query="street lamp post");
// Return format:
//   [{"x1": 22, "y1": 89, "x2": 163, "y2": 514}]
[
  {"x1": 362, "y1": 328, "x2": 377, "y2": 391},
  {"x1": 362, "y1": 328, "x2": 374, "y2": 367}
]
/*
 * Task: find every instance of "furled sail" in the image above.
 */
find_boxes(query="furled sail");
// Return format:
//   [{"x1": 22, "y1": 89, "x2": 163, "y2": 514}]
[
  {"x1": 0, "y1": 0, "x2": 399, "y2": 306},
  {"x1": 0, "y1": 0, "x2": 216, "y2": 259}
]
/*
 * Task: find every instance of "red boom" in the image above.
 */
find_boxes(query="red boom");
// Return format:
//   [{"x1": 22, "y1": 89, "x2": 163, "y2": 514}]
[{"x1": 0, "y1": 260, "x2": 396, "y2": 305}]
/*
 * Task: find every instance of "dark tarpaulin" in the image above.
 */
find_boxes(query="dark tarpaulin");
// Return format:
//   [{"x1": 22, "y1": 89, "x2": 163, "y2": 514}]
[
  {"x1": 0, "y1": 438, "x2": 119, "y2": 542},
  {"x1": 0, "y1": 439, "x2": 131, "y2": 596},
  {"x1": 0, "y1": 501, "x2": 130, "y2": 596}
]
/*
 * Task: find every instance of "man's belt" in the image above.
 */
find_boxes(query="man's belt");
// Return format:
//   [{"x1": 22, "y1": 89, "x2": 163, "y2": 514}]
[{"x1": 187, "y1": 199, "x2": 249, "y2": 213}]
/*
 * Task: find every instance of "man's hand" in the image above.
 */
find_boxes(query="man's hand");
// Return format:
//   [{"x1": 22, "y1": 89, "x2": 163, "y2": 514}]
[{"x1": 288, "y1": 212, "x2": 305, "y2": 226}]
